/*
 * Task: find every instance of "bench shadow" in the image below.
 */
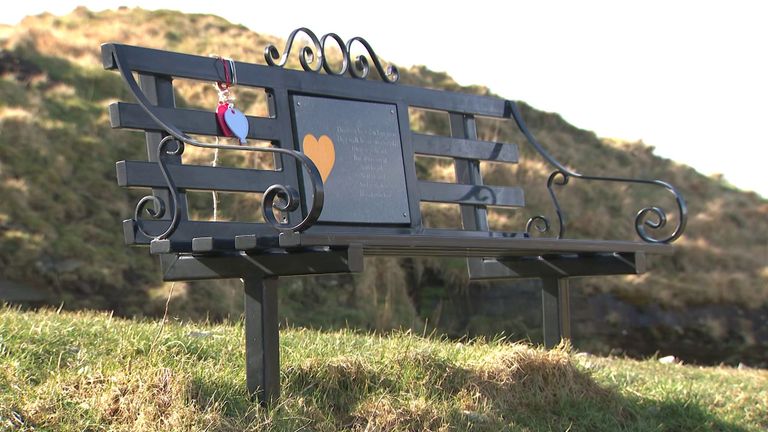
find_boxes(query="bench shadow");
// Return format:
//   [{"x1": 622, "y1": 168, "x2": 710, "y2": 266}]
[{"x1": 188, "y1": 351, "x2": 752, "y2": 431}]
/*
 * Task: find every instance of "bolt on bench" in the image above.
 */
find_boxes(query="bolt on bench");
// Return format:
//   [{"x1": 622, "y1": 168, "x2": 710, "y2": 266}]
[{"x1": 102, "y1": 28, "x2": 687, "y2": 405}]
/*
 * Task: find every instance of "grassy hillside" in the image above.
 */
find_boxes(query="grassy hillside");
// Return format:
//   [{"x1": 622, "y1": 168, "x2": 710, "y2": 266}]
[
  {"x1": 1, "y1": 307, "x2": 766, "y2": 431},
  {"x1": 0, "y1": 7, "x2": 766, "y2": 362}
]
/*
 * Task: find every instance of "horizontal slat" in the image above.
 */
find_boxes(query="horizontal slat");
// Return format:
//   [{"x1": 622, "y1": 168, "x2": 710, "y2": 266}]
[
  {"x1": 109, "y1": 102, "x2": 279, "y2": 140},
  {"x1": 498, "y1": 253, "x2": 643, "y2": 278},
  {"x1": 282, "y1": 230, "x2": 674, "y2": 257},
  {"x1": 116, "y1": 160, "x2": 283, "y2": 192},
  {"x1": 158, "y1": 246, "x2": 363, "y2": 281},
  {"x1": 125, "y1": 215, "x2": 672, "y2": 259},
  {"x1": 412, "y1": 134, "x2": 518, "y2": 162},
  {"x1": 102, "y1": 43, "x2": 512, "y2": 118},
  {"x1": 123, "y1": 219, "x2": 279, "y2": 247},
  {"x1": 418, "y1": 181, "x2": 524, "y2": 207}
]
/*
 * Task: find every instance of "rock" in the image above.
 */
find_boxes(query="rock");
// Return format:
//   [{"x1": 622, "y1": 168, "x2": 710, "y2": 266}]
[{"x1": 658, "y1": 355, "x2": 679, "y2": 364}]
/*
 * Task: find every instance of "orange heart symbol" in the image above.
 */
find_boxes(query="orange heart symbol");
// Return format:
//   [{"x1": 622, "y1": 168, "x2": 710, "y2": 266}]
[{"x1": 302, "y1": 134, "x2": 336, "y2": 183}]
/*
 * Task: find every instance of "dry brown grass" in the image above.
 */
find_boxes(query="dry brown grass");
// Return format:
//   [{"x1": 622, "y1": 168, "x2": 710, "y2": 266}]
[{"x1": 3, "y1": 308, "x2": 767, "y2": 431}]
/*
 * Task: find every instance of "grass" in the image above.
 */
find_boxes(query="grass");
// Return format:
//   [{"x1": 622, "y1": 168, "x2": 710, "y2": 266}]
[{"x1": 0, "y1": 307, "x2": 766, "y2": 431}]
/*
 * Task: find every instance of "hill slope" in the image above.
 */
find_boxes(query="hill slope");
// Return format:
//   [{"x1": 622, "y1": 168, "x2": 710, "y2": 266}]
[
  {"x1": 1, "y1": 307, "x2": 766, "y2": 431},
  {"x1": 0, "y1": 7, "x2": 766, "y2": 364}
]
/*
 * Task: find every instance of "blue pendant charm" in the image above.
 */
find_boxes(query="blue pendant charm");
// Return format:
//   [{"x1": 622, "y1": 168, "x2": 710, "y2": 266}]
[{"x1": 224, "y1": 106, "x2": 249, "y2": 144}]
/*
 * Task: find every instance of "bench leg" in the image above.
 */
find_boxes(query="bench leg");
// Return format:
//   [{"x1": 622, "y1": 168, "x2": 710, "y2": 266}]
[
  {"x1": 243, "y1": 276, "x2": 280, "y2": 405},
  {"x1": 541, "y1": 277, "x2": 572, "y2": 349}
]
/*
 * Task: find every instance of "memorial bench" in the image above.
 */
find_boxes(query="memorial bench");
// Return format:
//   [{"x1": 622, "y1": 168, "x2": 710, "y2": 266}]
[{"x1": 101, "y1": 29, "x2": 687, "y2": 405}]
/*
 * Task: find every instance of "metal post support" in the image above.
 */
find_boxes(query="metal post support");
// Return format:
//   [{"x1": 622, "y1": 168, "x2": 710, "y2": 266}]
[
  {"x1": 541, "y1": 277, "x2": 571, "y2": 348},
  {"x1": 244, "y1": 276, "x2": 280, "y2": 405}
]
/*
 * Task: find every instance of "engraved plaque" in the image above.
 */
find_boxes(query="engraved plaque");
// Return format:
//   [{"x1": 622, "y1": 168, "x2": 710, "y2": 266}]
[{"x1": 293, "y1": 95, "x2": 411, "y2": 224}]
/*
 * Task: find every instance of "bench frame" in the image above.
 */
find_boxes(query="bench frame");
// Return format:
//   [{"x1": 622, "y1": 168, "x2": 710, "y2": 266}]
[{"x1": 102, "y1": 29, "x2": 687, "y2": 405}]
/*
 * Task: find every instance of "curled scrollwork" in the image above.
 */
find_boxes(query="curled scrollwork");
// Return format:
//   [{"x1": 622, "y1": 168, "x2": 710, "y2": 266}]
[
  {"x1": 134, "y1": 136, "x2": 183, "y2": 240},
  {"x1": 264, "y1": 27, "x2": 323, "y2": 73},
  {"x1": 135, "y1": 195, "x2": 165, "y2": 220},
  {"x1": 346, "y1": 36, "x2": 399, "y2": 83},
  {"x1": 525, "y1": 215, "x2": 551, "y2": 236},
  {"x1": 264, "y1": 28, "x2": 399, "y2": 83},
  {"x1": 320, "y1": 33, "x2": 349, "y2": 76},
  {"x1": 112, "y1": 45, "x2": 325, "y2": 240},
  {"x1": 262, "y1": 184, "x2": 300, "y2": 228},
  {"x1": 636, "y1": 206, "x2": 667, "y2": 242},
  {"x1": 509, "y1": 101, "x2": 687, "y2": 244}
]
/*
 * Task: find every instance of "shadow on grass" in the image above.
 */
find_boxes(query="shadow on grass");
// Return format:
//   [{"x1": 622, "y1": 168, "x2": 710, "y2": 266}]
[{"x1": 189, "y1": 350, "x2": 752, "y2": 431}]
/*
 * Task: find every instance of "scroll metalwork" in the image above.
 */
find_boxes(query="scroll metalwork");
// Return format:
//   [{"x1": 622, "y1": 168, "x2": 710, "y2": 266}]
[
  {"x1": 525, "y1": 215, "x2": 551, "y2": 236},
  {"x1": 264, "y1": 27, "x2": 323, "y2": 73},
  {"x1": 346, "y1": 36, "x2": 399, "y2": 83},
  {"x1": 510, "y1": 101, "x2": 687, "y2": 244},
  {"x1": 133, "y1": 136, "x2": 184, "y2": 240},
  {"x1": 264, "y1": 28, "x2": 399, "y2": 83},
  {"x1": 112, "y1": 44, "x2": 324, "y2": 240}
]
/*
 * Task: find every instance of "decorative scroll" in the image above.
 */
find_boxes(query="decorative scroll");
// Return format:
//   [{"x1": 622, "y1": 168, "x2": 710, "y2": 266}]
[
  {"x1": 264, "y1": 28, "x2": 399, "y2": 83},
  {"x1": 111, "y1": 44, "x2": 324, "y2": 240},
  {"x1": 264, "y1": 27, "x2": 323, "y2": 73},
  {"x1": 511, "y1": 102, "x2": 688, "y2": 244}
]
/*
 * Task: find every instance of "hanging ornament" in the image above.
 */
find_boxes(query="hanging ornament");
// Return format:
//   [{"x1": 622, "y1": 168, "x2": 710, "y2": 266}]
[
  {"x1": 213, "y1": 56, "x2": 249, "y2": 144},
  {"x1": 215, "y1": 102, "x2": 233, "y2": 137},
  {"x1": 223, "y1": 106, "x2": 249, "y2": 144}
]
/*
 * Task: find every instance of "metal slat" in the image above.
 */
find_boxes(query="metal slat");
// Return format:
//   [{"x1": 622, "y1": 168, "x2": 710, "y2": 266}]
[
  {"x1": 109, "y1": 102, "x2": 280, "y2": 140},
  {"x1": 498, "y1": 253, "x2": 642, "y2": 277},
  {"x1": 449, "y1": 113, "x2": 492, "y2": 280},
  {"x1": 159, "y1": 246, "x2": 363, "y2": 280},
  {"x1": 116, "y1": 160, "x2": 283, "y2": 192},
  {"x1": 123, "y1": 219, "x2": 279, "y2": 246},
  {"x1": 102, "y1": 43, "x2": 511, "y2": 118},
  {"x1": 283, "y1": 231, "x2": 674, "y2": 256},
  {"x1": 412, "y1": 133, "x2": 518, "y2": 163},
  {"x1": 418, "y1": 181, "x2": 524, "y2": 207}
]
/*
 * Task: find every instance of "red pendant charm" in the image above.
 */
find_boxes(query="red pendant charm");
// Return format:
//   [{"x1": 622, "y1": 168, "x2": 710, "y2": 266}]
[{"x1": 216, "y1": 103, "x2": 234, "y2": 137}]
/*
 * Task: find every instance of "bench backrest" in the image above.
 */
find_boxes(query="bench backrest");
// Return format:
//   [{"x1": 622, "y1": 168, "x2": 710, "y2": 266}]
[{"x1": 103, "y1": 42, "x2": 528, "y2": 251}]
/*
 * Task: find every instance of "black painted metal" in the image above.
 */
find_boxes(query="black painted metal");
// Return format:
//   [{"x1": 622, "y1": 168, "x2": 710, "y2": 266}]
[
  {"x1": 103, "y1": 35, "x2": 688, "y2": 406},
  {"x1": 104, "y1": 42, "x2": 687, "y2": 248},
  {"x1": 413, "y1": 133, "x2": 519, "y2": 162},
  {"x1": 108, "y1": 44, "x2": 325, "y2": 237},
  {"x1": 418, "y1": 181, "x2": 524, "y2": 208},
  {"x1": 510, "y1": 104, "x2": 688, "y2": 244},
  {"x1": 498, "y1": 252, "x2": 643, "y2": 278},
  {"x1": 280, "y1": 230, "x2": 673, "y2": 256},
  {"x1": 448, "y1": 113, "x2": 499, "y2": 281},
  {"x1": 102, "y1": 44, "x2": 508, "y2": 117},
  {"x1": 158, "y1": 245, "x2": 362, "y2": 407},
  {"x1": 159, "y1": 247, "x2": 363, "y2": 281},
  {"x1": 109, "y1": 102, "x2": 280, "y2": 139},
  {"x1": 137, "y1": 73, "x2": 185, "y2": 226},
  {"x1": 264, "y1": 28, "x2": 399, "y2": 82},
  {"x1": 117, "y1": 160, "x2": 281, "y2": 193},
  {"x1": 292, "y1": 95, "x2": 411, "y2": 224},
  {"x1": 542, "y1": 278, "x2": 571, "y2": 349},
  {"x1": 244, "y1": 276, "x2": 280, "y2": 405}
]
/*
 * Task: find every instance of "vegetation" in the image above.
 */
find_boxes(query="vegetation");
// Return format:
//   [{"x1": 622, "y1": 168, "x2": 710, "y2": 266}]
[
  {"x1": 1, "y1": 307, "x2": 766, "y2": 431},
  {"x1": 0, "y1": 7, "x2": 766, "y2": 363}
]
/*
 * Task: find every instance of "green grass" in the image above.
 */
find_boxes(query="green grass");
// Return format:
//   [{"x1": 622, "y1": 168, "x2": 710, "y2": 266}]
[{"x1": 0, "y1": 307, "x2": 766, "y2": 431}]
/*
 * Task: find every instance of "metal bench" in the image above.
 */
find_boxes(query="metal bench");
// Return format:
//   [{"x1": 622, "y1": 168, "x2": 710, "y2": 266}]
[{"x1": 101, "y1": 28, "x2": 687, "y2": 405}]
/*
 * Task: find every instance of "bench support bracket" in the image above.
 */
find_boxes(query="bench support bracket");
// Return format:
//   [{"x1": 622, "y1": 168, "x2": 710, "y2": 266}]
[
  {"x1": 244, "y1": 275, "x2": 280, "y2": 405},
  {"x1": 541, "y1": 277, "x2": 571, "y2": 348}
]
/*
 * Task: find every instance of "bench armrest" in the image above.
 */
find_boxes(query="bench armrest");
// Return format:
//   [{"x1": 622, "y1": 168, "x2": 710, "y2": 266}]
[
  {"x1": 508, "y1": 101, "x2": 687, "y2": 244},
  {"x1": 109, "y1": 44, "x2": 325, "y2": 241}
]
